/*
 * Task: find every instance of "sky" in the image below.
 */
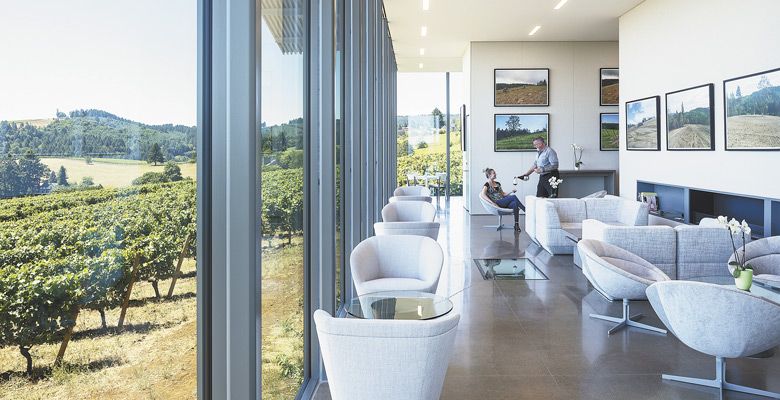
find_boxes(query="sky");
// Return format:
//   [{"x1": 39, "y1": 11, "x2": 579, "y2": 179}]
[
  {"x1": 495, "y1": 69, "x2": 547, "y2": 85},
  {"x1": 724, "y1": 70, "x2": 778, "y2": 98},
  {"x1": 397, "y1": 72, "x2": 464, "y2": 116},
  {"x1": 627, "y1": 98, "x2": 657, "y2": 125},
  {"x1": 496, "y1": 114, "x2": 548, "y2": 132},
  {"x1": 601, "y1": 69, "x2": 619, "y2": 79},
  {"x1": 601, "y1": 113, "x2": 619, "y2": 124},
  {"x1": 0, "y1": 0, "x2": 196, "y2": 126},
  {"x1": 667, "y1": 85, "x2": 710, "y2": 113}
]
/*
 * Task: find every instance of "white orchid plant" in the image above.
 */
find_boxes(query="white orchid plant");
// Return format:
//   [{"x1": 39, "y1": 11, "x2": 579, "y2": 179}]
[
  {"x1": 571, "y1": 144, "x2": 584, "y2": 168},
  {"x1": 717, "y1": 215, "x2": 752, "y2": 278},
  {"x1": 548, "y1": 177, "x2": 563, "y2": 189}
]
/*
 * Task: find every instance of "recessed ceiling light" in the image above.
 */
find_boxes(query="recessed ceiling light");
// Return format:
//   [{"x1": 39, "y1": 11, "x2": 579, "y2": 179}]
[
  {"x1": 529, "y1": 25, "x2": 541, "y2": 36},
  {"x1": 421, "y1": 26, "x2": 428, "y2": 37},
  {"x1": 419, "y1": 48, "x2": 425, "y2": 56},
  {"x1": 554, "y1": 0, "x2": 568, "y2": 10},
  {"x1": 422, "y1": 0, "x2": 430, "y2": 11},
  {"x1": 419, "y1": 63, "x2": 424, "y2": 69}
]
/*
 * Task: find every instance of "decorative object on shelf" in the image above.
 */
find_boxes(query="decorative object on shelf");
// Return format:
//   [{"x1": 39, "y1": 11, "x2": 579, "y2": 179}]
[
  {"x1": 600, "y1": 113, "x2": 619, "y2": 151},
  {"x1": 724, "y1": 67, "x2": 780, "y2": 150},
  {"x1": 718, "y1": 215, "x2": 753, "y2": 290},
  {"x1": 571, "y1": 143, "x2": 584, "y2": 170},
  {"x1": 600, "y1": 68, "x2": 619, "y2": 106},
  {"x1": 638, "y1": 191, "x2": 658, "y2": 212},
  {"x1": 548, "y1": 176, "x2": 563, "y2": 198},
  {"x1": 494, "y1": 68, "x2": 549, "y2": 106},
  {"x1": 494, "y1": 113, "x2": 549, "y2": 152},
  {"x1": 626, "y1": 96, "x2": 661, "y2": 151},
  {"x1": 665, "y1": 84, "x2": 715, "y2": 151}
]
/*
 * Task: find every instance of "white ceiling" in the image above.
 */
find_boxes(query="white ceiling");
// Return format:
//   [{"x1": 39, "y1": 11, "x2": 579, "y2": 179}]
[{"x1": 384, "y1": 0, "x2": 644, "y2": 72}]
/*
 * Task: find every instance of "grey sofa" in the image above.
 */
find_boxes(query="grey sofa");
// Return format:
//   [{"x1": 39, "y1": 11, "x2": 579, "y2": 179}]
[{"x1": 582, "y1": 218, "x2": 747, "y2": 279}]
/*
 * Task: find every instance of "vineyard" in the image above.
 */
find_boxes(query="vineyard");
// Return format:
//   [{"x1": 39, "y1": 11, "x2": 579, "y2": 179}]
[{"x1": 0, "y1": 181, "x2": 196, "y2": 377}]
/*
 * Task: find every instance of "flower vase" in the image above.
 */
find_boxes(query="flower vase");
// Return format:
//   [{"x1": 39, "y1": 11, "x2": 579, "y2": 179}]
[
  {"x1": 574, "y1": 166, "x2": 580, "y2": 171},
  {"x1": 550, "y1": 189, "x2": 558, "y2": 198},
  {"x1": 734, "y1": 268, "x2": 753, "y2": 291}
]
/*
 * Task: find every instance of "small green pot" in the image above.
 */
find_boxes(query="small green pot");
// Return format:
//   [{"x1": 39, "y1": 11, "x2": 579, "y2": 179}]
[{"x1": 734, "y1": 269, "x2": 753, "y2": 291}]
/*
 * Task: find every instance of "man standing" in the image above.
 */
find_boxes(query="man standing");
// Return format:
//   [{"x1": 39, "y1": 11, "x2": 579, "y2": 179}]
[{"x1": 519, "y1": 137, "x2": 559, "y2": 198}]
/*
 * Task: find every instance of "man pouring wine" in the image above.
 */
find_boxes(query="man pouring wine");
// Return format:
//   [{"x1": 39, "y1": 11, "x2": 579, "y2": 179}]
[{"x1": 518, "y1": 137, "x2": 559, "y2": 198}]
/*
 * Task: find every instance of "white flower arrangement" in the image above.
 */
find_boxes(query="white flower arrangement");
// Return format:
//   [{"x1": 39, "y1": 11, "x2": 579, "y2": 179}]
[
  {"x1": 717, "y1": 215, "x2": 752, "y2": 277},
  {"x1": 548, "y1": 177, "x2": 563, "y2": 189}
]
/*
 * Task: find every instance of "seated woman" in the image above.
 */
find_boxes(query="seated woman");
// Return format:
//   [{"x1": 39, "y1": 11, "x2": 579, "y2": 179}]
[{"x1": 481, "y1": 167, "x2": 525, "y2": 232}]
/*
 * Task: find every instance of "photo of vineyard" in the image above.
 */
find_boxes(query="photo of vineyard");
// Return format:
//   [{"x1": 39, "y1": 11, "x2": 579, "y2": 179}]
[
  {"x1": 725, "y1": 68, "x2": 780, "y2": 149},
  {"x1": 600, "y1": 68, "x2": 619, "y2": 105},
  {"x1": 494, "y1": 114, "x2": 549, "y2": 151},
  {"x1": 600, "y1": 113, "x2": 619, "y2": 150}
]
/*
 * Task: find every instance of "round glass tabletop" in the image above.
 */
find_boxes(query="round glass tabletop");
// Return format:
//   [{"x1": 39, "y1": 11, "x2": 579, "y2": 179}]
[{"x1": 346, "y1": 290, "x2": 454, "y2": 320}]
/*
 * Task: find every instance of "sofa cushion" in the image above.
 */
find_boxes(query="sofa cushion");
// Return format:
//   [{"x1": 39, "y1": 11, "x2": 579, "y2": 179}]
[{"x1": 546, "y1": 199, "x2": 586, "y2": 223}]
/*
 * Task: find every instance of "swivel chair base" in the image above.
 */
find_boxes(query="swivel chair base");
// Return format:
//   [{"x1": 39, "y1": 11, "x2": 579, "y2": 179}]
[
  {"x1": 590, "y1": 298, "x2": 667, "y2": 336},
  {"x1": 663, "y1": 356, "x2": 780, "y2": 399}
]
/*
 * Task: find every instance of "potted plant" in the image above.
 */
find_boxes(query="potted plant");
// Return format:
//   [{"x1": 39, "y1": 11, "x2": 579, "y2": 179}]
[
  {"x1": 718, "y1": 215, "x2": 753, "y2": 290},
  {"x1": 571, "y1": 144, "x2": 584, "y2": 171},
  {"x1": 548, "y1": 177, "x2": 563, "y2": 198}
]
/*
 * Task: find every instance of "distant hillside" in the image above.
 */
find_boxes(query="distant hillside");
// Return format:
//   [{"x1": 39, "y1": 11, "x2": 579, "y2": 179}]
[
  {"x1": 0, "y1": 109, "x2": 196, "y2": 160},
  {"x1": 727, "y1": 86, "x2": 780, "y2": 117},
  {"x1": 667, "y1": 106, "x2": 710, "y2": 131}
]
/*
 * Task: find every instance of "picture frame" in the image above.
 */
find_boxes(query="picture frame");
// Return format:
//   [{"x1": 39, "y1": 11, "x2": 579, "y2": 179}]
[
  {"x1": 723, "y1": 67, "x2": 780, "y2": 151},
  {"x1": 599, "y1": 113, "x2": 619, "y2": 151},
  {"x1": 625, "y1": 96, "x2": 661, "y2": 151},
  {"x1": 665, "y1": 83, "x2": 715, "y2": 151},
  {"x1": 600, "y1": 68, "x2": 619, "y2": 106},
  {"x1": 494, "y1": 113, "x2": 549, "y2": 152},
  {"x1": 460, "y1": 104, "x2": 467, "y2": 151},
  {"x1": 494, "y1": 68, "x2": 550, "y2": 106}
]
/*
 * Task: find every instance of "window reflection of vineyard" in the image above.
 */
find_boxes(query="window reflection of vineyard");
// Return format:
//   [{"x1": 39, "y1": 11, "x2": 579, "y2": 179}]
[{"x1": 396, "y1": 127, "x2": 463, "y2": 195}]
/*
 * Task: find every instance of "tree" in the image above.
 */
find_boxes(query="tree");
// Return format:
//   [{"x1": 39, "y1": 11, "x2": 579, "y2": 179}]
[
  {"x1": 506, "y1": 115, "x2": 522, "y2": 132},
  {"x1": 163, "y1": 161, "x2": 183, "y2": 182},
  {"x1": 735, "y1": 86, "x2": 742, "y2": 98},
  {"x1": 417, "y1": 141, "x2": 428, "y2": 149},
  {"x1": 758, "y1": 75, "x2": 772, "y2": 90},
  {"x1": 57, "y1": 166, "x2": 69, "y2": 186},
  {"x1": 132, "y1": 172, "x2": 168, "y2": 185},
  {"x1": 80, "y1": 176, "x2": 95, "y2": 187},
  {"x1": 432, "y1": 107, "x2": 445, "y2": 128},
  {"x1": 147, "y1": 143, "x2": 165, "y2": 165},
  {"x1": 49, "y1": 171, "x2": 57, "y2": 184}
]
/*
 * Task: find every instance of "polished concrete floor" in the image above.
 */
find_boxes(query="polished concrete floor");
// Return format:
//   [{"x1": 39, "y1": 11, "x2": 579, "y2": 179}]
[{"x1": 314, "y1": 198, "x2": 780, "y2": 399}]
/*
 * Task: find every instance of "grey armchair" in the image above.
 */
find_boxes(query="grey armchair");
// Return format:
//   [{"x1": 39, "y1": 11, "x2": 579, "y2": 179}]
[
  {"x1": 729, "y1": 236, "x2": 780, "y2": 285},
  {"x1": 314, "y1": 309, "x2": 460, "y2": 400},
  {"x1": 646, "y1": 280, "x2": 780, "y2": 398},
  {"x1": 478, "y1": 192, "x2": 515, "y2": 230},
  {"x1": 578, "y1": 239, "x2": 670, "y2": 335}
]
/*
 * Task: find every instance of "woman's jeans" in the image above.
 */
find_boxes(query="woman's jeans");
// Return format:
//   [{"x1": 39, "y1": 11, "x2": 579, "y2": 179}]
[{"x1": 495, "y1": 194, "x2": 525, "y2": 225}]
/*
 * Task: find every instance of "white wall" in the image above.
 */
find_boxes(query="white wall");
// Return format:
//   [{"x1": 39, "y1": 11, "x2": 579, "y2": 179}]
[
  {"x1": 464, "y1": 41, "x2": 619, "y2": 212},
  {"x1": 619, "y1": 0, "x2": 780, "y2": 199}
]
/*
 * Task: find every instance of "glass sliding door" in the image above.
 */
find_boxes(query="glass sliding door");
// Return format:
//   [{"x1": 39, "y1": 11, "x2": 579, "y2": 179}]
[
  {"x1": 259, "y1": 0, "x2": 307, "y2": 398},
  {"x1": 0, "y1": 1, "x2": 198, "y2": 398},
  {"x1": 335, "y1": 0, "x2": 346, "y2": 310}
]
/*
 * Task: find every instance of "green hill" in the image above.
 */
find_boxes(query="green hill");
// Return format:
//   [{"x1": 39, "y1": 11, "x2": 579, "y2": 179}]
[{"x1": 0, "y1": 109, "x2": 196, "y2": 160}]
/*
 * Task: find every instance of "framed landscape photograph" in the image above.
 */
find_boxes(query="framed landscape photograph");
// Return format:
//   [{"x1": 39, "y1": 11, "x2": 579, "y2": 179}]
[
  {"x1": 600, "y1": 113, "x2": 619, "y2": 151},
  {"x1": 494, "y1": 68, "x2": 549, "y2": 106},
  {"x1": 665, "y1": 84, "x2": 714, "y2": 150},
  {"x1": 600, "y1": 68, "x2": 619, "y2": 106},
  {"x1": 494, "y1": 113, "x2": 549, "y2": 152},
  {"x1": 625, "y1": 96, "x2": 660, "y2": 151},
  {"x1": 724, "y1": 67, "x2": 780, "y2": 150}
]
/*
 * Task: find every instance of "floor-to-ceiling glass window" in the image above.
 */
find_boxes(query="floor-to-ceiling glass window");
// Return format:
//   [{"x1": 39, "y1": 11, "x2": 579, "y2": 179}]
[
  {"x1": 397, "y1": 73, "x2": 463, "y2": 201},
  {"x1": 334, "y1": 0, "x2": 346, "y2": 310},
  {"x1": 0, "y1": 1, "x2": 198, "y2": 397},
  {"x1": 259, "y1": 0, "x2": 307, "y2": 397}
]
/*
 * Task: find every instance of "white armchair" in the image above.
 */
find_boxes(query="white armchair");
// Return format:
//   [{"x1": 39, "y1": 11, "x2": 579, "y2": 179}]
[
  {"x1": 478, "y1": 192, "x2": 515, "y2": 230},
  {"x1": 389, "y1": 195, "x2": 433, "y2": 203},
  {"x1": 374, "y1": 222, "x2": 440, "y2": 240},
  {"x1": 536, "y1": 199, "x2": 587, "y2": 255},
  {"x1": 394, "y1": 186, "x2": 431, "y2": 197},
  {"x1": 350, "y1": 235, "x2": 444, "y2": 296},
  {"x1": 381, "y1": 201, "x2": 436, "y2": 222},
  {"x1": 314, "y1": 309, "x2": 460, "y2": 400},
  {"x1": 524, "y1": 195, "x2": 539, "y2": 242}
]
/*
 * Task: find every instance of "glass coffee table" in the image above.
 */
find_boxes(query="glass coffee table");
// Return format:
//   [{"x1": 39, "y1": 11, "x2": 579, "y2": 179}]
[
  {"x1": 473, "y1": 258, "x2": 548, "y2": 280},
  {"x1": 346, "y1": 290, "x2": 454, "y2": 320}
]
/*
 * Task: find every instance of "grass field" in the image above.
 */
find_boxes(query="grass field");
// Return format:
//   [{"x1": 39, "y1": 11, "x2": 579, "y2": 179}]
[
  {"x1": 41, "y1": 158, "x2": 197, "y2": 188},
  {"x1": 626, "y1": 118, "x2": 659, "y2": 149},
  {"x1": 0, "y1": 259, "x2": 198, "y2": 400},
  {"x1": 600, "y1": 127, "x2": 619, "y2": 150},
  {"x1": 495, "y1": 85, "x2": 547, "y2": 105},
  {"x1": 726, "y1": 115, "x2": 780, "y2": 148},
  {"x1": 668, "y1": 124, "x2": 711, "y2": 149},
  {"x1": 495, "y1": 131, "x2": 546, "y2": 151}
]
